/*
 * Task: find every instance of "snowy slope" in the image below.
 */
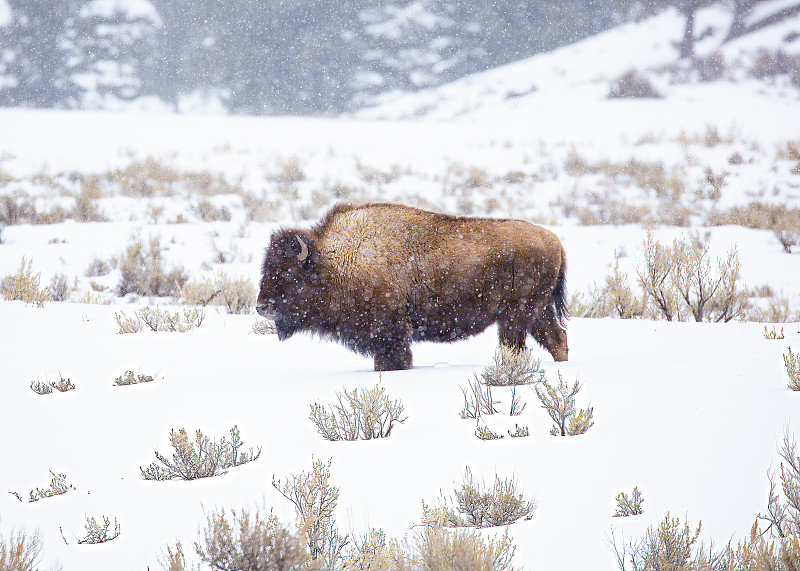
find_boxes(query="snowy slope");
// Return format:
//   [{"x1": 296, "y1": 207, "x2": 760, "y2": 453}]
[{"x1": 357, "y1": 4, "x2": 800, "y2": 121}]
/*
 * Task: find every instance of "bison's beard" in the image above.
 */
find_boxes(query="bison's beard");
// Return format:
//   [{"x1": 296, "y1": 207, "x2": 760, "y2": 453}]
[{"x1": 274, "y1": 315, "x2": 299, "y2": 341}]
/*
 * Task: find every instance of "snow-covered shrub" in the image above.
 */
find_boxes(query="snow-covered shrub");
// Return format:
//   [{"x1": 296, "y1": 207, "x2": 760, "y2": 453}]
[
  {"x1": 693, "y1": 50, "x2": 728, "y2": 82},
  {"x1": 0, "y1": 525, "x2": 57, "y2": 571},
  {"x1": 77, "y1": 516, "x2": 120, "y2": 545},
  {"x1": 117, "y1": 237, "x2": 187, "y2": 297},
  {"x1": 609, "y1": 514, "x2": 712, "y2": 571},
  {"x1": 273, "y1": 157, "x2": 306, "y2": 184},
  {"x1": 71, "y1": 186, "x2": 107, "y2": 222},
  {"x1": 251, "y1": 319, "x2": 276, "y2": 335},
  {"x1": 47, "y1": 273, "x2": 71, "y2": 301},
  {"x1": 480, "y1": 346, "x2": 543, "y2": 386},
  {"x1": 764, "y1": 326, "x2": 785, "y2": 340},
  {"x1": 605, "y1": 258, "x2": 647, "y2": 319},
  {"x1": 759, "y1": 429, "x2": 800, "y2": 537},
  {"x1": 1, "y1": 256, "x2": 50, "y2": 307},
  {"x1": 85, "y1": 256, "x2": 116, "y2": 277},
  {"x1": 114, "y1": 311, "x2": 144, "y2": 334},
  {"x1": 786, "y1": 347, "x2": 800, "y2": 391},
  {"x1": 607, "y1": 70, "x2": 662, "y2": 99},
  {"x1": 114, "y1": 370, "x2": 155, "y2": 386},
  {"x1": 182, "y1": 507, "x2": 309, "y2": 571},
  {"x1": 10, "y1": 471, "x2": 75, "y2": 504},
  {"x1": 430, "y1": 467, "x2": 536, "y2": 529},
  {"x1": 141, "y1": 426, "x2": 261, "y2": 481},
  {"x1": 272, "y1": 458, "x2": 347, "y2": 566},
  {"x1": 30, "y1": 374, "x2": 75, "y2": 395},
  {"x1": 475, "y1": 423, "x2": 504, "y2": 441},
  {"x1": 180, "y1": 271, "x2": 255, "y2": 315},
  {"x1": 459, "y1": 376, "x2": 498, "y2": 420},
  {"x1": 309, "y1": 382, "x2": 407, "y2": 441},
  {"x1": 750, "y1": 48, "x2": 800, "y2": 86},
  {"x1": 114, "y1": 307, "x2": 204, "y2": 333},
  {"x1": 507, "y1": 424, "x2": 529, "y2": 438},
  {"x1": 191, "y1": 199, "x2": 231, "y2": 222},
  {"x1": 613, "y1": 487, "x2": 644, "y2": 517},
  {"x1": 636, "y1": 230, "x2": 748, "y2": 323},
  {"x1": 535, "y1": 371, "x2": 594, "y2": 436},
  {"x1": 400, "y1": 519, "x2": 518, "y2": 571},
  {"x1": 723, "y1": 521, "x2": 800, "y2": 570},
  {"x1": 0, "y1": 192, "x2": 37, "y2": 226}
]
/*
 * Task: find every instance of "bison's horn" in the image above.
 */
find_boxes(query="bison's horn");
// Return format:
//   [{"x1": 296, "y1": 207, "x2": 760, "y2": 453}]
[{"x1": 296, "y1": 236, "x2": 309, "y2": 262}]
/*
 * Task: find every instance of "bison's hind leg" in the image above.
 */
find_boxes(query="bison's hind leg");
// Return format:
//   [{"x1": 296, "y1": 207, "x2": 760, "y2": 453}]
[
  {"x1": 371, "y1": 319, "x2": 413, "y2": 371},
  {"x1": 530, "y1": 303, "x2": 568, "y2": 362}
]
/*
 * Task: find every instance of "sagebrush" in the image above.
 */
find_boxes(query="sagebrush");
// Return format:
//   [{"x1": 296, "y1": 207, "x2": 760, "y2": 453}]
[
  {"x1": 1, "y1": 256, "x2": 49, "y2": 306},
  {"x1": 309, "y1": 382, "x2": 407, "y2": 441},
  {"x1": 535, "y1": 371, "x2": 594, "y2": 436},
  {"x1": 431, "y1": 467, "x2": 536, "y2": 529},
  {"x1": 141, "y1": 426, "x2": 261, "y2": 481},
  {"x1": 180, "y1": 271, "x2": 255, "y2": 314}
]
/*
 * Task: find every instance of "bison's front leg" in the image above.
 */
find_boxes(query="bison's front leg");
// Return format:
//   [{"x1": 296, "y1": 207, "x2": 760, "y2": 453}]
[{"x1": 371, "y1": 319, "x2": 413, "y2": 371}]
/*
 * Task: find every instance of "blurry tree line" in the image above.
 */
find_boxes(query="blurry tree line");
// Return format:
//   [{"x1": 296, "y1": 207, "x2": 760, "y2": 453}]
[{"x1": 0, "y1": 0, "x2": 775, "y2": 114}]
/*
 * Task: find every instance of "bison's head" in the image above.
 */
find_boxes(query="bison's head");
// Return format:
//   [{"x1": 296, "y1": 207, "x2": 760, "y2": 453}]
[{"x1": 256, "y1": 229, "x2": 321, "y2": 340}]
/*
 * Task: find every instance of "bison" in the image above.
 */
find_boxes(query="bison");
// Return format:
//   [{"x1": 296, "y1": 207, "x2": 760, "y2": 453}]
[{"x1": 256, "y1": 202, "x2": 568, "y2": 371}]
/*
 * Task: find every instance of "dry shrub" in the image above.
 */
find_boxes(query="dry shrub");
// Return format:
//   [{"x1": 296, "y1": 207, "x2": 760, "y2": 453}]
[
  {"x1": 71, "y1": 186, "x2": 107, "y2": 222},
  {"x1": 352, "y1": 522, "x2": 517, "y2": 570},
  {"x1": 1, "y1": 256, "x2": 50, "y2": 307},
  {"x1": 47, "y1": 273, "x2": 71, "y2": 301},
  {"x1": 141, "y1": 426, "x2": 261, "y2": 481},
  {"x1": 191, "y1": 199, "x2": 231, "y2": 222},
  {"x1": 608, "y1": 70, "x2": 662, "y2": 99},
  {"x1": 786, "y1": 347, "x2": 800, "y2": 391},
  {"x1": 535, "y1": 371, "x2": 594, "y2": 436},
  {"x1": 609, "y1": 514, "x2": 715, "y2": 570},
  {"x1": 85, "y1": 256, "x2": 116, "y2": 277},
  {"x1": 406, "y1": 520, "x2": 518, "y2": 571},
  {"x1": 480, "y1": 346, "x2": 543, "y2": 386},
  {"x1": 77, "y1": 515, "x2": 121, "y2": 545},
  {"x1": 272, "y1": 458, "x2": 347, "y2": 566},
  {"x1": 357, "y1": 161, "x2": 402, "y2": 185},
  {"x1": 190, "y1": 507, "x2": 312, "y2": 571},
  {"x1": 180, "y1": 272, "x2": 255, "y2": 314},
  {"x1": 693, "y1": 50, "x2": 728, "y2": 82},
  {"x1": 636, "y1": 230, "x2": 748, "y2": 322},
  {"x1": 0, "y1": 191, "x2": 36, "y2": 225},
  {"x1": 578, "y1": 201, "x2": 652, "y2": 226},
  {"x1": 568, "y1": 259, "x2": 646, "y2": 319},
  {"x1": 114, "y1": 370, "x2": 155, "y2": 386},
  {"x1": 708, "y1": 203, "x2": 800, "y2": 253},
  {"x1": 614, "y1": 487, "x2": 644, "y2": 517},
  {"x1": 117, "y1": 237, "x2": 187, "y2": 297},
  {"x1": 0, "y1": 524, "x2": 62, "y2": 571},
  {"x1": 309, "y1": 382, "x2": 407, "y2": 441},
  {"x1": 750, "y1": 48, "x2": 800, "y2": 85},
  {"x1": 724, "y1": 521, "x2": 800, "y2": 570},
  {"x1": 274, "y1": 157, "x2": 306, "y2": 184},
  {"x1": 115, "y1": 307, "x2": 204, "y2": 333},
  {"x1": 431, "y1": 467, "x2": 536, "y2": 529}
]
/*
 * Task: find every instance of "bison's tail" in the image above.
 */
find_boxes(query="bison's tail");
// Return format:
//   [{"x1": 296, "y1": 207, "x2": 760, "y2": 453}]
[{"x1": 553, "y1": 248, "x2": 568, "y2": 327}]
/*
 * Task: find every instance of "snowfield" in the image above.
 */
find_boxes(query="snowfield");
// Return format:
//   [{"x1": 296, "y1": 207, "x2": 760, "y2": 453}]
[{"x1": 1, "y1": 2, "x2": 800, "y2": 569}]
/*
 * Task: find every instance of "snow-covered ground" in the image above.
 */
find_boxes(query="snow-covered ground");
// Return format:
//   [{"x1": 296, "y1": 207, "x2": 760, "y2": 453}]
[{"x1": 1, "y1": 2, "x2": 800, "y2": 569}]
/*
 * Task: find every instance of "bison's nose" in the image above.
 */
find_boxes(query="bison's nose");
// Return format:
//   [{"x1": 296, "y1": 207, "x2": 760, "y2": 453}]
[{"x1": 256, "y1": 305, "x2": 271, "y2": 318}]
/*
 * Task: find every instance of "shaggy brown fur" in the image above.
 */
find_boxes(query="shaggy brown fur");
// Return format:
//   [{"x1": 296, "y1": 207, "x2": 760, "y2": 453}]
[{"x1": 257, "y1": 202, "x2": 568, "y2": 371}]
